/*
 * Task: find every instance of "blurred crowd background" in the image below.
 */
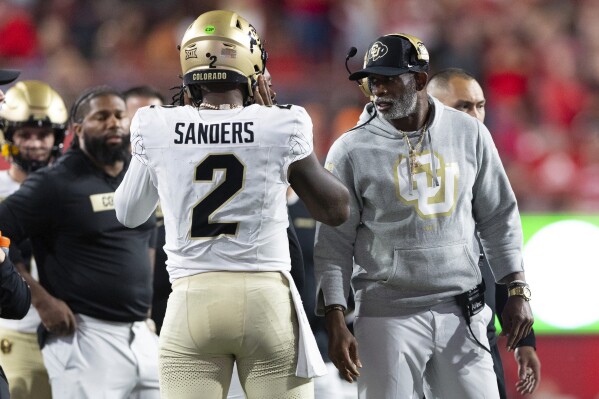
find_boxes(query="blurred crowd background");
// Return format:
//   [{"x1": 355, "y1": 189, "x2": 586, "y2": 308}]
[{"x1": 3, "y1": 0, "x2": 599, "y2": 213}]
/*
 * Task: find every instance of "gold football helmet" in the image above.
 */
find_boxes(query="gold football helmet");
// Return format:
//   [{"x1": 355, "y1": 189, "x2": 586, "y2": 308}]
[
  {"x1": 179, "y1": 10, "x2": 267, "y2": 102},
  {"x1": 0, "y1": 80, "x2": 68, "y2": 171}
]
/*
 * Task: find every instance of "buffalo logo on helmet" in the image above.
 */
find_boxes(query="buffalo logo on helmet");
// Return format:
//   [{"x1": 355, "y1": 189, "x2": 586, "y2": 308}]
[
  {"x1": 247, "y1": 25, "x2": 260, "y2": 54},
  {"x1": 368, "y1": 41, "x2": 389, "y2": 63}
]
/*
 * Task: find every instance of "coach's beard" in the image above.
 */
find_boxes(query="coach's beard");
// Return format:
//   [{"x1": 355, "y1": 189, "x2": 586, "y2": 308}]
[
  {"x1": 84, "y1": 133, "x2": 130, "y2": 166},
  {"x1": 378, "y1": 79, "x2": 418, "y2": 121}
]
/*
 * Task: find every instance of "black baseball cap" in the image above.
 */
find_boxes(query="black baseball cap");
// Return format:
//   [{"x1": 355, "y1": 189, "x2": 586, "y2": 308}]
[
  {"x1": 349, "y1": 34, "x2": 429, "y2": 81},
  {"x1": 0, "y1": 69, "x2": 20, "y2": 85}
]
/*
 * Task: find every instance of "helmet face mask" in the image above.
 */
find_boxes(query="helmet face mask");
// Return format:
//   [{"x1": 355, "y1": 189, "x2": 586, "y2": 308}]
[
  {"x1": 0, "y1": 80, "x2": 68, "y2": 172},
  {"x1": 179, "y1": 10, "x2": 267, "y2": 104}
]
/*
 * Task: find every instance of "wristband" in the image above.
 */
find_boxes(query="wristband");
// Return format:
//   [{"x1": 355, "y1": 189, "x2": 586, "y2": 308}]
[
  {"x1": 324, "y1": 304, "x2": 346, "y2": 315},
  {"x1": 507, "y1": 280, "x2": 528, "y2": 287}
]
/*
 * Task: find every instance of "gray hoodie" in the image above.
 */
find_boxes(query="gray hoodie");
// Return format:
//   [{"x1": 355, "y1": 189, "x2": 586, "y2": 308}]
[{"x1": 314, "y1": 96, "x2": 524, "y2": 317}]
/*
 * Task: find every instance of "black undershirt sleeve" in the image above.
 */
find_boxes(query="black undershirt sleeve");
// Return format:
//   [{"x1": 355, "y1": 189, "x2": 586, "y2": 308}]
[
  {"x1": 0, "y1": 255, "x2": 31, "y2": 319},
  {"x1": 496, "y1": 281, "x2": 536, "y2": 349}
]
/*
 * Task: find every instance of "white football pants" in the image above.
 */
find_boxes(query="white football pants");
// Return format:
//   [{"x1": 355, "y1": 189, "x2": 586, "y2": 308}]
[{"x1": 42, "y1": 314, "x2": 160, "y2": 399}]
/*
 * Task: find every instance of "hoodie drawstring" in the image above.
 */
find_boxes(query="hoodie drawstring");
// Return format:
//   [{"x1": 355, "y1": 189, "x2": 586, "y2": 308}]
[
  {"x1": 428, "y1": 128, "x2": 439, "y2": 187},
  {"x1": 407, "y1": 155, "x2": 414, "y2": 195}
]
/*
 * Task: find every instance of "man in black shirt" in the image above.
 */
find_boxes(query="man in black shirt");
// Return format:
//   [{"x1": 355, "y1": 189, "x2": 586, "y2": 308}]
[{"x1": 0, "y1": 86, "x2": 159, "y2": 399}]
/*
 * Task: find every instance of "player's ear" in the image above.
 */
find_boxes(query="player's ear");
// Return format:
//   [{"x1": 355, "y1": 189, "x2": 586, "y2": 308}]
[
  {"x1": 413, "y1": 72, "x2": 428, "y2": 92},
  {"x1": 70, "y1": 122, "x2": 81, "y2": 136},
  {"x1": 70, "y1": 122, "x2": 84, "y2": 144}
]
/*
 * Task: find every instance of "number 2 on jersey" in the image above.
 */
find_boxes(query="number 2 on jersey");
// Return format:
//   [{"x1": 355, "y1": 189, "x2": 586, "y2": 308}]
[{"x1": 191, "y1": 154, "x2": 245, "y2": 238}]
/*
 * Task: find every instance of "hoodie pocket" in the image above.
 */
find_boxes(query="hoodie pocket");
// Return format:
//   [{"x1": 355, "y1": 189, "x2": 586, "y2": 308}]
[{"x1": 382, "y1": 242, "x2": 480, "y2": 296}]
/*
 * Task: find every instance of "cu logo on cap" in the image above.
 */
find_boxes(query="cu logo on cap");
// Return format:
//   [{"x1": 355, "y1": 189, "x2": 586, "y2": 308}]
[{"x1": 368, "y1": 41, "x2": 388, "y2": 62}]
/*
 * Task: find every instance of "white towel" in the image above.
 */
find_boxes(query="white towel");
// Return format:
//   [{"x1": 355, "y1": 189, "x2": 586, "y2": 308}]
[{"x1": 281, "y1": 270, "x2": 328, "y2": 378}]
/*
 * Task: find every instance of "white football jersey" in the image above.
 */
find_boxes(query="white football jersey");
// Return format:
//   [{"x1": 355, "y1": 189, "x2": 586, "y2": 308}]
[
  {"x1": 0, "y1": 170, "x2": 20, "y2": 202},
  {"x1": 130, "y1": 104, "x2": 313, "y2": 281}
]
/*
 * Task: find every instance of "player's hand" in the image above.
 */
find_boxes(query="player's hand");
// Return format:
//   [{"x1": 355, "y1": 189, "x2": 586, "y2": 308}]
[
  {"x1": 37, "y1": 294, "x2": 77, "y2": 335},
  {"x1": 514, "y1": 346, "x2": 541, "y2": 395},
  {"x1": 325, "y1": 310, "x2": 362, "y2": 382},
  {"x1": 253, "y1": 75, "x2": 275, "y2": 106},
  {"x1": 500, "y1": 296, "x2": 534, "y2": 351}
]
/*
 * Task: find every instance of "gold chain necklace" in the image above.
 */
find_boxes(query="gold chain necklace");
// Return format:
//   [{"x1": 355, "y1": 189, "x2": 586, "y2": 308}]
[
  {"x1": 401, "y1": 121, "x2": 428, "y2": 174},
  {"x1": 199, "y1": 102, "x2": 242, "y2": 110}
]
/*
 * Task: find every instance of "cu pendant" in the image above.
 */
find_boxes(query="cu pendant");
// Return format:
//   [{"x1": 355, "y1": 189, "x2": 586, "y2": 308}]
[{"x1": 410, "y1": 154, "x2": 420, "y2": 172}]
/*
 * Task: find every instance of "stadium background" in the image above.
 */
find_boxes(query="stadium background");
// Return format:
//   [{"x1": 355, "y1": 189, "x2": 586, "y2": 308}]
[{"x1": 1, "y1": 0, "x2": 598, "y2": 397}]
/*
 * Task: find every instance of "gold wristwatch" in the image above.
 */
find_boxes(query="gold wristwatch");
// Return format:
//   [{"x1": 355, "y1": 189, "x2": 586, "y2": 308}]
[{"x1": 508, "y1": 285, "x2": 532, "y2": 301}]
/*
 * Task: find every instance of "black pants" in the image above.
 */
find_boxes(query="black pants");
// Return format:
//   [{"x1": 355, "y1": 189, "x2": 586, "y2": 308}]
[{"x1": 490, "y1": 342, "x2": 508, "y2": 399}]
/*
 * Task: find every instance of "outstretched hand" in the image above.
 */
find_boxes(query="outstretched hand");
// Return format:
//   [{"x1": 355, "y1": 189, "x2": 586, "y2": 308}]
[{"x1": 514, "y1": 346, "x2": 541, "y2": 395}]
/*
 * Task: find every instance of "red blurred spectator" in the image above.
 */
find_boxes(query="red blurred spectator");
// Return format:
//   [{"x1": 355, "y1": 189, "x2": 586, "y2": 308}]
[
  {"x1": 0, "y1": 0, "x2": 38, "y2": 59},
  {"x1": 534, "y1": 37, "x2": 590, "y2": 129}
]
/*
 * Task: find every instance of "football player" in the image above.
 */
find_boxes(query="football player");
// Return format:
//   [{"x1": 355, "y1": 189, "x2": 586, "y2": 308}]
[{"x1": 115, "y1": 10, "x2": 349, "y2": 399}]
